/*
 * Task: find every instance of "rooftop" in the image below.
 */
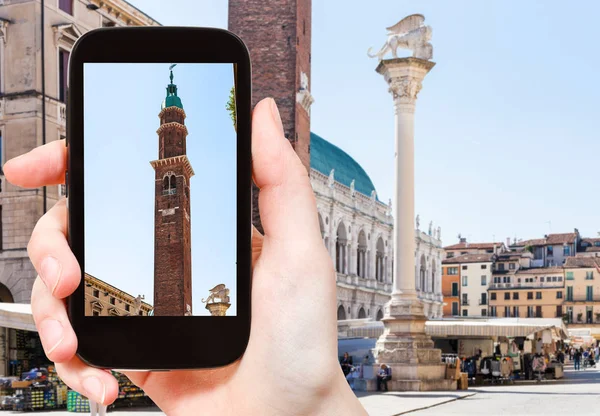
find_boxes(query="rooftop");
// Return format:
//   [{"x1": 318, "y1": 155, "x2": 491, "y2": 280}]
[
  {"x1": 514, "y1": 232, "x2": 578, "y2": 247},
  {"x1": 564, "y1": 257, "x2": 600, "y2": 269},
  {"x1": 442, "y1": 253, "x2": 495, "y2": 264},
  {"x1": 579, "y1": 238, "x2": 600, "y2": 253},
  {"x1": 444, "y1": 242, "x2": 503, "y2": 250},
  {"x1": 515, "y1": 267, "x2": 564, "y2": 275}
]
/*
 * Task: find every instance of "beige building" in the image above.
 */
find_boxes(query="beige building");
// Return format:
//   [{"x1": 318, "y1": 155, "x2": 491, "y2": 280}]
[
  {"x1": 442, "y1": 253, "x2": 494, "y2": 318},
  {"x1": 84, "y1": 273, "x2": 152, "y2": 316},
  {"x1": 563, "y1": 257, "x2": 600, "y2": 324},
  {"x1": 0, "y1": 0, "x2": 158, "y2": 303},
  {"x1": 489, "y1": 267, "x2": 564, "y2": 319}
]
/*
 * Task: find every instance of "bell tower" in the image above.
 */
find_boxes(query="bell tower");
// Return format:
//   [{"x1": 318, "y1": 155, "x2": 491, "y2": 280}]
[
  {"x1": 228, "y1": 0, "x2": 313, "y2": 231},
  {"x1": 150, "y1": 66, "x2": 194, "y2": 316}
]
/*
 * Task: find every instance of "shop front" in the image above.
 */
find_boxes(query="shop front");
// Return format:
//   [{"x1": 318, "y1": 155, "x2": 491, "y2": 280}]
[{"x1": 0, "y1": 303, "x2": 153, "y2": 411}]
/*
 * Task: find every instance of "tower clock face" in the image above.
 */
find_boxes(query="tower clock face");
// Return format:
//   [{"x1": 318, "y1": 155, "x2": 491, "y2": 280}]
[{"x1": 84, "y1": 63, "x2": 238, "y2": 317}]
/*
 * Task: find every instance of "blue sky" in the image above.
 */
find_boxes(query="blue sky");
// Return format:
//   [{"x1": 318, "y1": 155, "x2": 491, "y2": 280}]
[
  {"x1": 84, "y1": 63, "x2": 236, "y2": 315},
  {"x1": 125, "y1": 0, "x2": 599, "y2": 247}
]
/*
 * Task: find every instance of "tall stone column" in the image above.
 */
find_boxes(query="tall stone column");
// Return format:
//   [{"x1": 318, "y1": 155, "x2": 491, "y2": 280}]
[{"x1": 371, "y1": 57, "x2": 455, "y2": 391}]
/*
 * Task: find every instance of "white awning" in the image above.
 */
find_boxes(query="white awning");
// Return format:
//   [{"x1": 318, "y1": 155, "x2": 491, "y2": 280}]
[
  {"x1": 0, "y1": 303, "x2": 36, "y2": 332},
  {"x1": 340, "y1": 317, "x2": 569, "y2": 340},
  {"x1": 426, "y1": 319, "x2": 567, "y2": 339}
]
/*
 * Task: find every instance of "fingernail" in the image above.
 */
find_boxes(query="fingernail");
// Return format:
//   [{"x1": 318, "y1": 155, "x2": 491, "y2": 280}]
[
  {"x1": 82, "y1": 376, "x2": 106, "y2": 404},
  {"x1": 39, "y1": 319, "x2": 64, "y2": 355},
  {"x1": 40, "y1": 256, "x2": 62, "y2": 295},
  {"x1": 269, "y1": 98, "x2": 283, "y2": 131}
]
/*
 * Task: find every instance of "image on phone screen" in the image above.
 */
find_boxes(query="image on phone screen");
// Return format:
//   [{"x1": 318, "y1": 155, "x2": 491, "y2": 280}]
[{"x1": 83, "y1": 63, "x2": 237, "y2": 317}]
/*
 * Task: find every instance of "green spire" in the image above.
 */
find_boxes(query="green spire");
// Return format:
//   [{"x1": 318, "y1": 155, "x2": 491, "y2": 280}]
[{"x1": 161, "y1": 64, "x2": 183, "y2": 110}]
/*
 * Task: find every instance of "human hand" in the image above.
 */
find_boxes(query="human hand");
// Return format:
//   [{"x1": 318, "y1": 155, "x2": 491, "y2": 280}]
[{"x1": 4, "y1": 98, "x2": 367, "y2": 416}]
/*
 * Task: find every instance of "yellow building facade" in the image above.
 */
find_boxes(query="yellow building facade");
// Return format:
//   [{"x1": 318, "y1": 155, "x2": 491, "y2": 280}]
[
  {"x1": 489, "y1": 267, "x2": 564, "y2": 319},
  {"x1": 563, "y1": 257, "x2": 600, "y2": 324},
  {"x1": 84, "y1": 274, "x2": 153, "y2": 316}
]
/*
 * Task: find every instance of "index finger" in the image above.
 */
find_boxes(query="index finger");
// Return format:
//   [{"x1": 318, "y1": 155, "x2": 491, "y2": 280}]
[{"x1": 3, "y1": 139, "x2": 67, "y2": 188}]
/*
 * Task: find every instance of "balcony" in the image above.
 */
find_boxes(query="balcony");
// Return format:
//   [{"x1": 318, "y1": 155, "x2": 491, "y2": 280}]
[
  {"x1": 462, "y1": 299, "x2": 470, "y2": 306},
  {"x1": 564, "y1": 296, "x2": 600, "y2": 303},
  {"x1": 490, "y1": 281, "x2": 563, "y2": 290},
  {"x1": 442, "y1": 291, "x2": 460, "y2": 298},
  {"x1": 479, "y1": 300, "x2": 487, "y2": 305},
  {"x1": 442, "y1": 291, "x2": 459, "y2": 298}
]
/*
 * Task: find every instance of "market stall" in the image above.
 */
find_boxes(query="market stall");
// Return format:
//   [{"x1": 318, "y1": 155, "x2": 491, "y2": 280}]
[
  {"x1": 428, "y1": 318, "x2": 568, "y2": 382},
  {"x1": 0, "y1": 303, "x2": 154, "y2": 411}
]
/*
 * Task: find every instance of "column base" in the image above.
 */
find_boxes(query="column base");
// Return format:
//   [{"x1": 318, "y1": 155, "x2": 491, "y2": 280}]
[
  {"x1": 370, "y1": 296, "x2": 454, "y2": 391},
  {"x1": 353, "y1": 372, "x2": 457, "y2": 392}
]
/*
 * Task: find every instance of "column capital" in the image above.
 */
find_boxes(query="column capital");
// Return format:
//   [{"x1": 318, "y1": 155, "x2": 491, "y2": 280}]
[{"x1": 376, "y1": 57, "x2": 435, "y2": 106}]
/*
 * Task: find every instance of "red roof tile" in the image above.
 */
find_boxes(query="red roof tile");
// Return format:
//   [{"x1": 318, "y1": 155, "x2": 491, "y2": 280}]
[
  {"x1": 564, "y1": 257, "x2": 600, "y2": 269},
  {"x1": 444, "y1": 242, "x2": 503, "y2": 250},
  {"x1": 442, "y1": 253, "x2": 495, "y2": 264}
]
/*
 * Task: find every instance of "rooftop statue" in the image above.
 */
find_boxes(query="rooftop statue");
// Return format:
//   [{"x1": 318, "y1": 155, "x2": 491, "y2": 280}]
[
  {"x1": 202, "y1": 284, "x2": 230, "y2": 305},
  {"x1": 368, "y1": 14, "x2": 433, "y2": 61}
]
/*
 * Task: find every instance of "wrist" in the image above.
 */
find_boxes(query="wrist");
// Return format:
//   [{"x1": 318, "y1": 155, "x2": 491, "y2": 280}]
[{"x1": 310, "y1": 375, "x2": 367, "y2": 416}]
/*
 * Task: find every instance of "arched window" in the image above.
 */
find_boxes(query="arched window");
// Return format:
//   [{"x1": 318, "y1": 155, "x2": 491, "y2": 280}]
[
  {"x1": 357, "y1": 230, "x2": 367, "y2": 278},
  {"x1": 0, "y1": 283, "x2": 14, "y2": 303},
  {"x1": 376, "y1": 238, "x2": 385, "y2": 282},
  {"x1": 376, "y1": 309, "x2": 384, "y2": 321},
  {"x1": 420, "y1": 255, "x2": 426, "y2": 291},
  {"x1": 431, "y1": 259, "x2": 437, "y2": 293},
  {"x1": 170, "y1": 175, "x2": 177, "y2": 193},
  {"x1": 163, "y1": 174, "x2": 177, "y2": 195},
  {"x1": 337, "y1": 305, "x2": 347, "y2": 320},
  {"x1": 335, "y1": 221, "x2": 348, "y2": 274},
  {"x1": 358, "y1": 307, "x2": 366, "y2": 319}
]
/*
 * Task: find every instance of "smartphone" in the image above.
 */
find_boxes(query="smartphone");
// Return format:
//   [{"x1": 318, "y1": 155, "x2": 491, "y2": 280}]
[{"x1": 66, "y1": 27, "x2": 252, "y2": 370}]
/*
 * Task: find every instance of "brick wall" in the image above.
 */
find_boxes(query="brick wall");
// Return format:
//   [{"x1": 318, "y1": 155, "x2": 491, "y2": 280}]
[
  {"x1": 152, "y1": 111, "x2": 192, "y2": 316},
  {"x1": 228, "y1": 0, "x2": 312, "y2": 231}
]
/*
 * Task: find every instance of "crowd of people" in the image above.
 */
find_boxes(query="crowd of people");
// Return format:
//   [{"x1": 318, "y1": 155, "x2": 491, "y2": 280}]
[{"x1": 566, "y1": 344, "x2": 600, "y2": 371}]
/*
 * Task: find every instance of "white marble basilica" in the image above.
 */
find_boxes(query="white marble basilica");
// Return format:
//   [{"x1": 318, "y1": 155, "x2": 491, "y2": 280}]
[{"x1": 309, "y1": 133, "x2": 443, "y2": 321}]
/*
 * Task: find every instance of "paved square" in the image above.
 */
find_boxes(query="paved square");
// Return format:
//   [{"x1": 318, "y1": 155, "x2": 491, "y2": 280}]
[{"x1": 357, "y1": 366, "x2": 600, "y2": 416}]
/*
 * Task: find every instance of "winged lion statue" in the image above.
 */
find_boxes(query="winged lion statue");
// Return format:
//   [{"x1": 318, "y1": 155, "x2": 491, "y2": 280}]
[
  {"x1": 368, "y1": 14, "x2": 433, "y2": 61},
  {"x1": 202, "y1": 283, "x2": 230, "y2": 304}
]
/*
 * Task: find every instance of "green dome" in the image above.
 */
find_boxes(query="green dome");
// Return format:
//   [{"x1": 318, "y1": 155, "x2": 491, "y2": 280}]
[
  {"x1": 161, "y1": 70, "x2": 183, "y2": 110},
  {"x1": 162, "y1": 93, "x2": 183, "y2": 110},
  {"x1": 310, "y1": 132, "x2": 378, "y2": 199},
  {"x1": 161, "y1": 84, "x2": 183, "y2": 110}
]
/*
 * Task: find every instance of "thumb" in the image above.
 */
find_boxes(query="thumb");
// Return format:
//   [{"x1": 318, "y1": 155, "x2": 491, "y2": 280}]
[{"x1": 251, "y1": 98, "x2": 321, "y2": 247}]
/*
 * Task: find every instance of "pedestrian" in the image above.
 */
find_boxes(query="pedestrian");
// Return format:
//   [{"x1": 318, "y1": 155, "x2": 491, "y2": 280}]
[
  {"x1": 89, "y1": 400, "x2": 107, "y2": 416},
  {"x1": 595, "y1": 344, "x2": 600, "y2": 366},
  {"x1": 340, "y1": 352, "x2": 353, "y2": 379},
  {"x1": 574, "y1": 348, "x2": 582, "y2": 371},
  {"x1": 376, "y1": 364, "x2": 391, "y2": 391},
  {"x1": 569, "y1": 347, "x2": 573, "y2": 361}
]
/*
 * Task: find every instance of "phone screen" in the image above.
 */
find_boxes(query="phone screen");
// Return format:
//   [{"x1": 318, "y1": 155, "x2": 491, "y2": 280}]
[{"x1": 83, "y1": 63, "x2": 237, "y2": 317}]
